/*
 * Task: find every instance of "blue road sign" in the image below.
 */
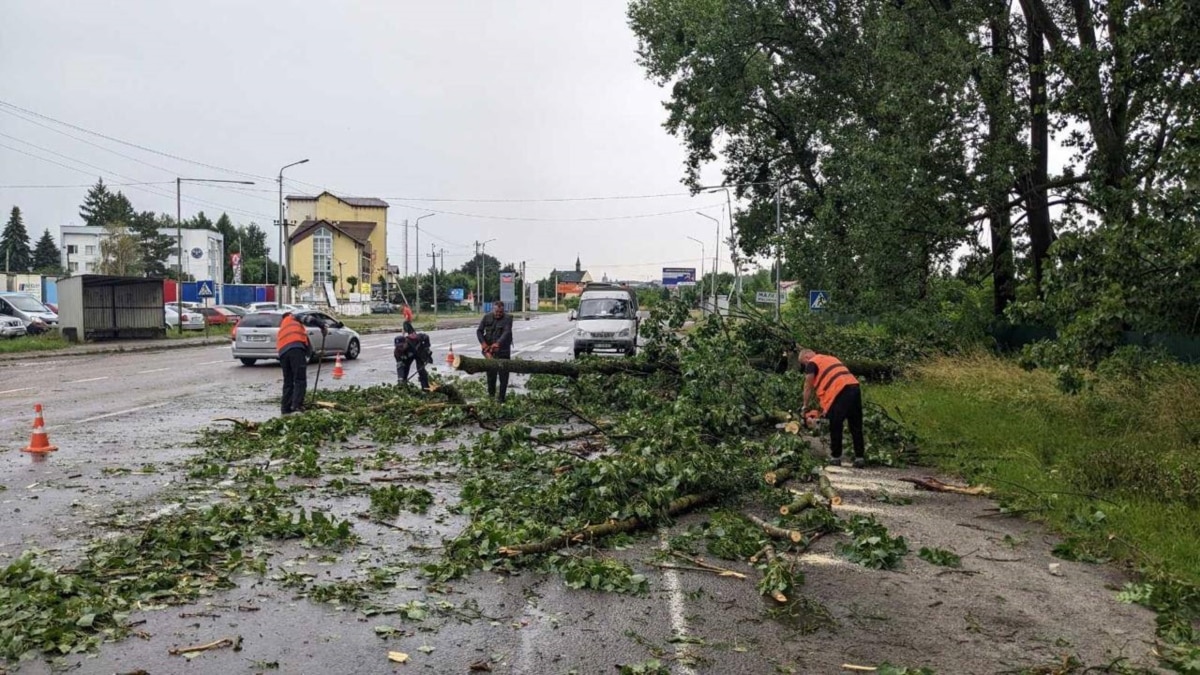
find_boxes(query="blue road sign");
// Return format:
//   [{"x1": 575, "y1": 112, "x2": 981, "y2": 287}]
[
  {"x1": 808, "y1": 290, "x2": 829, "y2": 311},
  {"x1": 197, "y1": 281, "x2": 215, "y2": 298},
  {"x1": 449, "y1": 288, "x2": 465, "y2": 301}
]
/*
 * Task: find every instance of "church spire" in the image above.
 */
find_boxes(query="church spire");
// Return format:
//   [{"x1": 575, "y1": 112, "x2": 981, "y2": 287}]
[{"x1": 575, "y1": 255, "x2": 581, "y2": 273}]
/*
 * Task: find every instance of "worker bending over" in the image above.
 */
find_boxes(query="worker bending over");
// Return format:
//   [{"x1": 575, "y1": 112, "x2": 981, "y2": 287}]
[{"x1": 798, "y1": 347, "x2": 866, "y2": 468}]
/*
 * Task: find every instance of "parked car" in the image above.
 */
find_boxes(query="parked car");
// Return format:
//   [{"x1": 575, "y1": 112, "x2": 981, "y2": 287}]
[
  {"x1": 572, "y1": 283, "x2": 639, "y2": 358},
  {"x1": 0, "y1": 316, "x2": 26, "y2": 339},
  {"x1": 196, "y1": 306, "x2": 238, "y2": 326},
  {"x1": 247, "y1": 302, "x2": 279, "y2": 312},
  {"x1": 0, "y1": 292, "x2": 58, "y2": 334},
  {"x1": 370, "y1": 301, "x2": 397, "y2": 314},
  {"x1": 165, "y1": 307, "x2": 205, "y2": 331},
  {"x1": 215, "y1": 305, "x2": 248, "y2": 317},
  {"x1": 230, "y1": 310, "x2": 361, "y2": 367}
]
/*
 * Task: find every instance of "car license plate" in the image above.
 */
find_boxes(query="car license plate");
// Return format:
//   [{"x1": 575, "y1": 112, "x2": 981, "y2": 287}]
[
  {"x1": 594, "y1": 343, "x2": 612, "y2": 350},
  {"x1": 246, "y1": 335, "x2": 268, "y2": 342}
]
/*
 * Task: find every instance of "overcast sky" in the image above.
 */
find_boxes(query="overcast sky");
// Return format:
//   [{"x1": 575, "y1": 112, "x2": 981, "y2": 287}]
[{"x1": 0, "y1": 1, "x2": 738, "y2": 283}]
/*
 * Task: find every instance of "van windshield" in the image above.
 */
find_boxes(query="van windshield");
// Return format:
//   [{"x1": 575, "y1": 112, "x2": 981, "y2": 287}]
[
  {"x1": 3, "y1": 295, "x2": 49, "y2": 313},
  {"x1": 578, "y1": 298, "x2": 631, "y2": 320}
]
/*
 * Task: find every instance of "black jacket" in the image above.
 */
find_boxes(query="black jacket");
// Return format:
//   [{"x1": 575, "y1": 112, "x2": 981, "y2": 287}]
[{"x1": 476, "y1": 313, "x2": 514, "y2": 353}]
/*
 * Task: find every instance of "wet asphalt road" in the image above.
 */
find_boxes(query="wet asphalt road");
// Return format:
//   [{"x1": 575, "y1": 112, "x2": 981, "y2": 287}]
[{"x1": 0, "y1": 315, "x2": 814, "y2": 675}]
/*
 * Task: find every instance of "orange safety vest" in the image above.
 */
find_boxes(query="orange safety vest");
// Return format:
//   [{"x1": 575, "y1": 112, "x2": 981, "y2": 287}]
[
  {"x1": 276, "y1": 315, "x2": 310, "y2": 354},
  {"x1": 810, "y1": 353, "x2": 859, "y2": 413}
]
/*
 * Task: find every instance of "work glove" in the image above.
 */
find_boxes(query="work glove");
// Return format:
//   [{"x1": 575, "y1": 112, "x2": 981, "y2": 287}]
[{"x1": 804, "y1": 410, "x2": 821, "y2": 429}]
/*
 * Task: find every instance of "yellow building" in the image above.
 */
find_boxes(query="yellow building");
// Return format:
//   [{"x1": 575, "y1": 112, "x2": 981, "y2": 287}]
[{"x1": 286, "y1": 192, "x2": 389, "y2": 291}]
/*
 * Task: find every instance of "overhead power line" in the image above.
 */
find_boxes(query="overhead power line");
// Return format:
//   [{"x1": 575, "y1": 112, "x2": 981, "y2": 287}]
[
  {"x1": 0, "y1": 181, "x2": 175, "y2": 189},
  {"x1": 388, "y1": 202, "x2": 725, "y2": 223}
]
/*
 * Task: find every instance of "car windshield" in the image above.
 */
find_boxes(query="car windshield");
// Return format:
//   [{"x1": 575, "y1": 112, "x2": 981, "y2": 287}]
[
  {"x1": 578, "y1": 298, "x2": 631, "y2": 320},
  {"x1": 4, "y1": 295, "x2": 50, "y2": 312},
  {"x1": 238, "y1": 313, "x2": 285, "y2": 328}
]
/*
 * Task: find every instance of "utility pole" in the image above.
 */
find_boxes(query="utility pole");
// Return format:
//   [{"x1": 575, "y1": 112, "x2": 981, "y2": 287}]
[
  {"x1": 520, "y1": 261, "x2": 526, "y2": 314},
  {"x1": 696, "y1": 211, "x2": 720, "y2": 312},
  {"x1": 402, "y1": 219, "x2": 409, "y2": 277},
  {"x1": 439, "y1": 248, "x2": 445, "y2": 274},
  {"x1": 429, "y1": 244, "x2": 438, "y2": 317},
  {"x1": 474, "y1": 241, "x2": 480, "y2": 312},
  {"x1": 413, "y1": 214, "x2": 434, "y2": 315},
  {"x1": 277, "y1": 159, "x2": 308, "y2": 305},
  {"x1": 554, "y1": 273, "x2": 559, "y2": 311},
  {"x1": 477, "y1": 238, "x2": 495, "y2": 313}
]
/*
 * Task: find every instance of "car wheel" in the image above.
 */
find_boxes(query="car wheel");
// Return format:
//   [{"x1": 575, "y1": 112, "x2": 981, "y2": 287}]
[
  {"x1": 346, "y1": 338, "x2": 361, "y2": 360},
  {"x1": 240, "y1": 358, "x2": 257, "y2": 366}
]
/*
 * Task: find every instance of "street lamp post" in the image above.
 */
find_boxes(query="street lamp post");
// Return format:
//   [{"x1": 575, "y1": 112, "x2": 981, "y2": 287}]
[
  {"x1": 176, "y1": 177, "x2": 255, "y2": 332},
  {"x1": 480, "y1": 238, "x2": 496, "y2": 313},
  {"x1": 413, "y1": 213, "x2": 435, "y2": 314},
  {"x1": 696, "y1": 211, "x2": 720, "y2": 312},
  {"x1": 704, "y1": 186, "x2": 738, "y2": 308},
  {"x1": 686, "y1": 236, "x2": 705, "y2": 312},
  {"x1": 277, "y1": 159, "x2": 309, "y2": 306},
  {"x1": 336, "y1": 260, "x2": 345, "y2": 297}
]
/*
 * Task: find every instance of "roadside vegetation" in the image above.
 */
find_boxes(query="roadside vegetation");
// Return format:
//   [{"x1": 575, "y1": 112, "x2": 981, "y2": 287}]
[{"x1": 0, "y1": 333, "x2": 69, "y2": 355}]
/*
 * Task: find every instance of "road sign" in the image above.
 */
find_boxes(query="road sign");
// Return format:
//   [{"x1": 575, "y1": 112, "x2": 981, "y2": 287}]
[
  {"x1": 449, "y1": 288, "x2": 465, "y2": 301},
  {"x1": 499, "y1": 272, "x2": 516, "y2": 304},
  {"x1": 197, "y1": 282, "x2": 214, "y2": 298},
  {"x1": 809, "y1": 290, "x2": 830, "y2": 311},
  {"x1": 755, "y1": 291, "x2": 777, "y2": 304},
  {"x1": 662, "y1": 267, "x2": 696, "y2": 288}
]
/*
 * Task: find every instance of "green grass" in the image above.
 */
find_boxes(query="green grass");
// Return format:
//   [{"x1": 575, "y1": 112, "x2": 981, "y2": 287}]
[
  {"x1": 0, "y1": 333, "x2": 70, "y2": 354},
  {"x1": 870, "y1": 352, "x2": 1200, "y2": 584},
  {"x1": 165, "y1": 324, "x2": 233, "y2": 339}
]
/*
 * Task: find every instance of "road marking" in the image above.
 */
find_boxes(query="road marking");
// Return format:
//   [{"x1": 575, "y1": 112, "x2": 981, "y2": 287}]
[
  {"x1": 511, "y1": 327, "x2": 575, "y2": 356},
  {"x1": 0, "y1": 387, "x2": 33, "y2": 395},
  {"x1": 522, "y1": 344, "x2": 543, "y2": 353},
  {"x1": 137, "y1": 368, "x2": 170, "y2": 374},
  {"x1": 76, "y1": 402, "x2": 169, "y2": 424},
  {"x1": 658, "y1": 528, "x2": 697, "y2": 675},
  {"x1": 551, "y1": 346, "x2": 570, "y2": 353},
  {"x1": 68, "y1": 377, "x2": 109, "y2": 384},
  {"x1": 199, "y1": 360, "x2": 228, "y2": 365}
]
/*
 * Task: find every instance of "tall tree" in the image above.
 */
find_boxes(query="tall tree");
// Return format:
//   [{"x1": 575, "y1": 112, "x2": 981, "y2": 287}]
[
  {"x1": 127, "y1": 212, "x2": 176, "y2": 277},
  {"x1": 97, "y1": 222, "x2": 142, "y2": 276},
  {"x1": 1, "y1": 206, "x2": 33, "y2": 272},
  {"x1": 32, "y1": 229, "x2": 61, "y2": 273},
  {"x1": 79, "y1": 179, "x2": 113, "y2": 227}
]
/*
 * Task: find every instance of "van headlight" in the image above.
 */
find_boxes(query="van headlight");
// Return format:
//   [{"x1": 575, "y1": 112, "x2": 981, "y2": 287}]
[
  {"x1": 577, "y1": 329, "x2": 587, "y2": 337},
  {"x1": 616, "y1": 329, "x2": 630, "y2": 337}
]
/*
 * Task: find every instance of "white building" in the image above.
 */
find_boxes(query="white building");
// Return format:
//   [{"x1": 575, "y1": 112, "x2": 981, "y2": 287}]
[{"x1": 59, "y1": 225, "x2": 224, "y2": 282}]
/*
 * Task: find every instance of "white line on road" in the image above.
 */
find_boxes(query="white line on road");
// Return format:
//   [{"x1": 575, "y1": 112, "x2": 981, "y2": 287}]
[
  {"x1": 511, "y1": 327, "x2": 576, "y2": 356},
  {"x1": 76, "y1": 402, "x2": 170, "y2": 424},
  {"x1": 523, "y1": 345, "x2": 543, "y2": 353},
  {"x1": 0, "y1": 387, "x2": 33, "y2": 395},
  {"x1": 199, "y1": 360, "x2": 228, "y2": 365},
  {"x1": 137, "y1": 368, "x2": 170, "y2": 374},
  {"x1": 551, "y1": 346, "x2": 569, "y2": 353},
  {"x1": 68, "y1": 377, "x2": 109, "y2": 384},
  {"x1": 658, "y1": 528, "x2": 698, "y2": 675}
]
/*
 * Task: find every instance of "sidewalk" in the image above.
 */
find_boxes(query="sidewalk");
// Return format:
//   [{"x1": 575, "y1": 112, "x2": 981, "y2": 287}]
[{"x1": 0, "y1": 316, "x2": 491, "y2": 362}]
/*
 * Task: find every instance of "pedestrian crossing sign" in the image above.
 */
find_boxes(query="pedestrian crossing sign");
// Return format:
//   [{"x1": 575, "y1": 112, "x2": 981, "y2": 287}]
[
  {"x1": 197, "y1": 282, "x2": 214, "y2": 298},
  {"x1": 808, "y1": 290, "x2": 829, "y2": 311}
]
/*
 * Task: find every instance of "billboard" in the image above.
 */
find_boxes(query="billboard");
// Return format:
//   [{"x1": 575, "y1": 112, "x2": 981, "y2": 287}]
[
  {"x1": 557, "y1": 282, "x2": 584, "y2": 296},
  {"x1": 499, "y1": 272, "x2": 516, "y2": 304},
  {"x1": 662, "y1": 267, "x2": 697, "y2": 287},
  {"x1": 449, "y1": 288, "x2": 465, "y2": 301}
]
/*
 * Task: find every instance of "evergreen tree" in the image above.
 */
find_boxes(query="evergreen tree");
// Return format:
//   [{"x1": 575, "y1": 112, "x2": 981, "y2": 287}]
[
  {"x1": 79, "y1": 179, "x2": 113, "y2": 227},
  {"x1": 109, "y1": 192, "x2": 135, "y2": 226},
  {"x1": 127, "y1": 211, "x2": 176, "y2": 277},
  {"x1": 1, "y1": 206, "x2": 33, "y2": 272},
  {"x1": 32, "y1": 229, "x2": 61, "y2": 273}
]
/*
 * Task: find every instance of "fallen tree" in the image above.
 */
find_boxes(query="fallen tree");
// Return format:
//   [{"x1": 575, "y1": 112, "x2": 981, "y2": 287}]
[{"x1": 452, "y1": 354, "x2": 660, "y2": 377}]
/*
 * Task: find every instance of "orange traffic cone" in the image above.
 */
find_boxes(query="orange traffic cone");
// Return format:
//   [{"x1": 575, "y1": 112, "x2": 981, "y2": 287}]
[
  {"x1": 331, "y1": 353, "x2": 345, "y2": 380},
  {"x1": 22, "y1": 404, "x2": 58, "y2": 454},
  {"x1": 445, "y1": 344, "x2": 455, "y2": 366}
]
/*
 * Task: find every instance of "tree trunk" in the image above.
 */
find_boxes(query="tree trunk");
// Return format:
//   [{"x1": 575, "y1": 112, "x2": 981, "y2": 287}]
[
  {"x1": 1022, "y1": 19, "x2": 1055, "y2": 296},
  {"x1": 452, "y1": 354, "x2": 659, "y2": 377}
]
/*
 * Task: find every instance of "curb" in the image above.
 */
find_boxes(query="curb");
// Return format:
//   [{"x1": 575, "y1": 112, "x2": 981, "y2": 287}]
[{"x1": 0, "y1": 337, "x2": 231, "y2": 363}]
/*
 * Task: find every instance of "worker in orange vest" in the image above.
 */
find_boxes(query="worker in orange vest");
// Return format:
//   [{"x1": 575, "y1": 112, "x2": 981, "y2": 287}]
[
  {"x1": 276, "y1": 312, "x2": 321, "y2": 415},
  {"x1": 798, "y1": 347, "x2": 865, "y2": 468}
]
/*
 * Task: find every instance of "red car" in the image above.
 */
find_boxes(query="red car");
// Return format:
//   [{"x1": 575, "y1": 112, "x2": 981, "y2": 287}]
[{"x1": 196, "y1": 306, "x2": 239, "y2": 326}]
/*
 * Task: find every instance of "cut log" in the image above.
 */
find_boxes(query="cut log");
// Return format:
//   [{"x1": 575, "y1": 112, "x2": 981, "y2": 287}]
[
  {"x1": 779, "y1": 492, "x2": 820, "y2": 516},
  {"x1": 817, "y1": 474, "x2": 842, "y2": 506},
  {"x1": 452, "y1": 354, "x2": 658, "y2": 378},
  {"x1": 746, "y1": 514, "x2": 806, "y2": 544},
  {"x1": 497, "y1": 492, "x2": 716, "y2": 556},
  {"x1": 764, "y1": 467, "x2": 796, "y2": 486},
  {"x1": 759, "y1": 544, "x2": 788, "y2": 603},
  {"x1": 899, "y1": 476, "x2": 993, "y2": 496}
]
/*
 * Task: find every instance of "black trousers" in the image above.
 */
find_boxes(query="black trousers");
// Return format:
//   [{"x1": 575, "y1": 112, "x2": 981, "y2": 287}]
[
  {"x1": 827, "y1": 385, "x2": 865, "y2": 459},
  {"x1": 486, "y1": 351, "x2": 510, "y2": 402},
  {"x1": 280, "y1": 348, "x2": 309, "y2": 414},
  {"x1": 397, "y1": 357, "x2": 430, "y2": 390}
]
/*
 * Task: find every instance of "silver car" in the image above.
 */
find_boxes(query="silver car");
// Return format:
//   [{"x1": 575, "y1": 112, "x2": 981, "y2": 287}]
[
  {"x1": 0, "y1": 316, "x2": 26, "y2": 338},
  {"x1": 230, "y1": 310, "x2": 361, "y2": 367},
  {"x1": 165, "y1": 307, "x2": 205, "y2": 331}
]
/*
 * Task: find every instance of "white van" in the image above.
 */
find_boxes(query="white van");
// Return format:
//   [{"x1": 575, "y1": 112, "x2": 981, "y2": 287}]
[
  {"x1": 572, "y1": 283, "x2": 639, "y2": 358},
  {"x1": 0, "y1": 292, "x2": 58, "y2": 334}
]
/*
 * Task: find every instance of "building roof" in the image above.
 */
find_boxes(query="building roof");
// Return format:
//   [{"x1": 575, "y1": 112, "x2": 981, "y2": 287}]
[
  {"x1": 285, "y1": 192, "x2": 389, "y2": 209},
  {"x1": 290, "y1": 219, "x2": 376, "y2": 254},
  {"x1": 558, "y1": 270, "x2": 589, "y2": 284}
]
